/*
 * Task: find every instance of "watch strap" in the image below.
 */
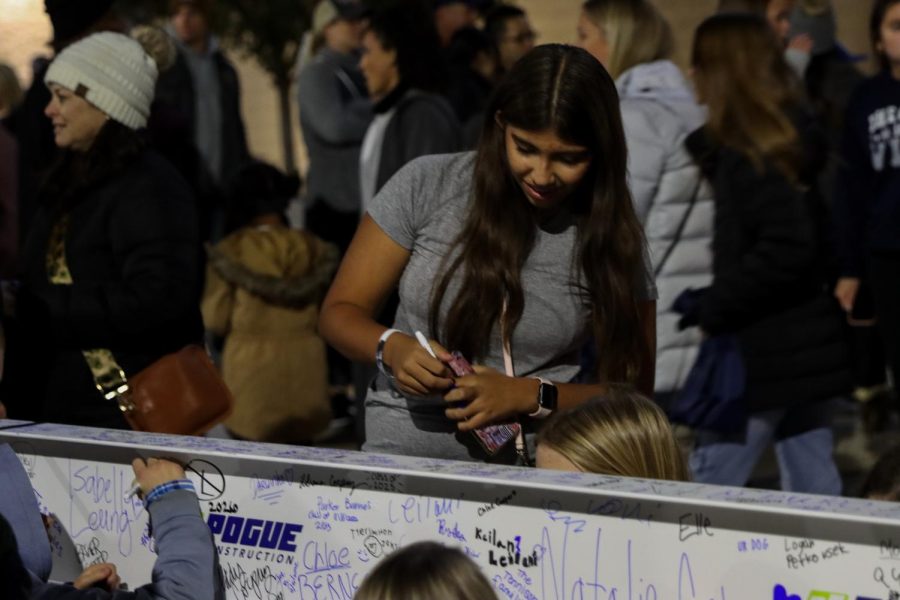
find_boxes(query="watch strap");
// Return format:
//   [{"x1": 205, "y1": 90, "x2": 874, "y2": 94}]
[{"x1": 528, "y1": 377, "x2": 556, "y2": 419}]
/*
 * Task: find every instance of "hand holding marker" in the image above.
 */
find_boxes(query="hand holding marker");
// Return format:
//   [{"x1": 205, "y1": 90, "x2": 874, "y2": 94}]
[
  {"x1": 416, "y1": 331, "x2": 518, "y2": 454},
  {"x1": 415, "y1": 331, "x2": 438, "y2": 359},
  {"x1": 124, "y1": 482, "x2": 142, "y2": 502},
  {"x1": 417, "y1": 331, "x2": 475, "y2": 378}
]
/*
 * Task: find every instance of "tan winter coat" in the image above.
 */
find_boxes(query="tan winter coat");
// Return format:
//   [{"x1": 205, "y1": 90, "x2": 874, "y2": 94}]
[{"x1": 201, "y1": 225, "x2": 338, "y2": 443}]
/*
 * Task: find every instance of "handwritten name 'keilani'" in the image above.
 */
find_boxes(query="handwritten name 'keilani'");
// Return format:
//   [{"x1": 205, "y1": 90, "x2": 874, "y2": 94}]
[{"x1": 475, "y1": 528, "x2": 538, "y2": 568}]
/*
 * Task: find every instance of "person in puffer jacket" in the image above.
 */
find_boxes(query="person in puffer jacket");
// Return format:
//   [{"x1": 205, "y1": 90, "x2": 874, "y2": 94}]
[
  {"x1": 201, "y1": 161, "x2": 339, "y2": 444},
  {"x1": 576, "y1": 0, "x2": 713, "y2": 405}
]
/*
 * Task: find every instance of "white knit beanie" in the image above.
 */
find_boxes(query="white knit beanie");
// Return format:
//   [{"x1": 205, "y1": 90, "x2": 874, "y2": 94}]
[{"x1": 45, "y1": 31, "x2": 158, "y2": 130}]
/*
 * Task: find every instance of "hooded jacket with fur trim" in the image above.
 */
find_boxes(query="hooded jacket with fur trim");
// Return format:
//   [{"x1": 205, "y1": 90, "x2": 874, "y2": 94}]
[{"x1": 201, "y1": 225, "x2": 338, "y2": 442}]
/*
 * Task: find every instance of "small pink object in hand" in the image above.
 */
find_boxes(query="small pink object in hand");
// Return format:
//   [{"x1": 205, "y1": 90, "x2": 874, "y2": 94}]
[
  {"x1": 446, "y1": 352, "x2": 520, "y2": 455},
  {"x1": 446, "y1": 352, "x2": 475, "y2": 377}
]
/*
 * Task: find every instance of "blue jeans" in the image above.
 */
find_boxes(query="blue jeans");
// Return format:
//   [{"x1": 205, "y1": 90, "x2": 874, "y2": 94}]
[{"x1": 689, "y1": 405, "x2": 842, "y2": 495}]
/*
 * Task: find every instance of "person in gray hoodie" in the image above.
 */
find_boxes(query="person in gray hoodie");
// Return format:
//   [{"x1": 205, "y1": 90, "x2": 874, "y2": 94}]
[
  {"x1": 296, "y1": 0, "x2": 372, "y2": 434},
  {"x1": 577, "y1": 0, "x2": 713, "y2": 405},
  {"x1": 297, "y1": 0, "x2": 372, "y2": 255},
  {"x1": 157, "y1": 0, "x2": 249, "y2": 190},
  {"x1": 0, "y1": 444, "x2": 224, "y2": 600}
]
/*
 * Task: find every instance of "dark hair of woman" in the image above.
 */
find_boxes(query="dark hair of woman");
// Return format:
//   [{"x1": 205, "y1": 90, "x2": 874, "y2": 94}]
[
  {"x1": 355, "y1": 541, "x2": 496, "y2": 600},
  {"x1": 310, "y1": 30, "x2": 327, "y2": 57},
  {"x1": 366, "y1": 4, "x2": 448, "y2": 94},
  {"x1": 224, "y1": 161, "x2": 300, "y2": 234},
  {"x1": 41, "y1": 119, "x2": 146, "y2": 214},
  {"x1": 691, "y1": 12, "x2": 804, "y2": 183},
  {"x1": 448, "y1": 26, "x2": 495, "y2": 69},
  {"x1": 484, "y1": 4, "x2": 527, "y2": 46},
  {"x1": 429, "y1": 44, "x2": 647, "y2": 383},
  {"x1": 871, "y1": 0, "x2": 900, "y2": 72}
]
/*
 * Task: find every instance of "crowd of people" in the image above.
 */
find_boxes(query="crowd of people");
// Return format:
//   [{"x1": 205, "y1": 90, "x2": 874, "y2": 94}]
[
  {"x1": 0, "y1": 0, "x2": 898, "y2": 531},
  {"x1": 2, "y1": 0, "x2": 900, "y2": 591}
]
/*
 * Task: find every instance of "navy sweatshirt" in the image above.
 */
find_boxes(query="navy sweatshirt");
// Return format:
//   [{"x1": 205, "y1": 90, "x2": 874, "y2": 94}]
[{"x1": 836, "y1": 71, "x2": 900, "y2": 276}]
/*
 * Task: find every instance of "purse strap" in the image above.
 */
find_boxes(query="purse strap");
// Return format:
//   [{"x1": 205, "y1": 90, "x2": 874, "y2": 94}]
[
  {"x1": 46, "y1": 217, "x2": 135, "y2": 413},
  {"x1": 654, "y1": 171, "x2": 704, "y2": 278}
]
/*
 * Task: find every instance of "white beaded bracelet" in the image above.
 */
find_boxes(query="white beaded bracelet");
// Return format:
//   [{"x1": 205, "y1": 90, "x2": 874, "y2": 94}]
[{"x1": 376, "y1": 329, "x2": 402, "y2": 379}]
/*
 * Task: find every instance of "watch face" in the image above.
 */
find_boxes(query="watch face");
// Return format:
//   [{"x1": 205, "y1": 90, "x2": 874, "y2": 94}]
[{"x1": 540, "y1": 382, "x2": 558, "y2": 411}]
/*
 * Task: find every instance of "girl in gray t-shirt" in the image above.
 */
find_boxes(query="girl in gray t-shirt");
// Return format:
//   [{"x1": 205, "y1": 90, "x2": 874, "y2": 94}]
[{"x1": 320, "y1": 44, "x2": 657, "y2": 463}]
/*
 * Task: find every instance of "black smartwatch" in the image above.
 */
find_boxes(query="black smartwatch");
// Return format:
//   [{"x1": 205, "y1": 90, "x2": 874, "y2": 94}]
[{"x1": 528, "y1": 377, "x2": 558, "y2": 419}]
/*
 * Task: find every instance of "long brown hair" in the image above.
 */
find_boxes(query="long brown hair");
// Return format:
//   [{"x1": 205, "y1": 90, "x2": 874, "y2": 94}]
[
  {"x1": 429, "y1": 44, "x2": 647, "y2": 383},
  {"x1": 691, "y1": 13, "x2": 804, "y2": 182},
  {"x1": 581, "y1": 0, "x2": 674, "y2": 79},
  {"x1": 537, "y1": 384, "x2": 690, "y2": 481}
]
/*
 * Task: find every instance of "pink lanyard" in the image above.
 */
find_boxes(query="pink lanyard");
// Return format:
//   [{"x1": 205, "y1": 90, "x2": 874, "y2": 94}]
[{"x1": 501, "y1": 300, "x2": 529, "y2": 464}]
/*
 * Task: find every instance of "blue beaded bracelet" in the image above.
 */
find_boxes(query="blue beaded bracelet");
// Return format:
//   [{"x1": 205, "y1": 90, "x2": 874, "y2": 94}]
[{"x1": 144, "y1": 479, "x2": 196, "y2": 508}]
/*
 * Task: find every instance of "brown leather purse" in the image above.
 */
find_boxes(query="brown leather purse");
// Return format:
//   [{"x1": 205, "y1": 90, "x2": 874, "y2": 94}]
[
  {"x1": 116, "y1": 345, "x2": 234, "y2": 435},
  {"x1": 83, "y1": 342, "x2": 233, "y2": 437},
  {"x1": 81, "y1": 340, "x2": 233, "y2": 437},
  {"x1": 47, "y1": 217, "x2": 233, "y2": 435}
]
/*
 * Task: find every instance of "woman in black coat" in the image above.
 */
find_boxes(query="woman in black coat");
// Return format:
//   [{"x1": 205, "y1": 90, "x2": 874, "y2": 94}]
[
  {"x1": 685, "y1": 13, "x2": 850, "y2": 494},
  {"x1": 1, "y1": 29, "x2": 203, "y2": 429}
]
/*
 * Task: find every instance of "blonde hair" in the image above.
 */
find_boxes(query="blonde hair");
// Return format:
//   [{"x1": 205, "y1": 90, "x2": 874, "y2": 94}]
[
  {"x1": 691, "y1": 12, "x2": 803, "y2": 182},
  {"x1": 356, "y1": 542, "x2": 497, "y2": 600},
  {"x1": 581, "y1": 0, "x2": 673, "y2": 79},
  {"x1": 537, "y1": 385, "x2": 690, "y2": 481},
  {"x1": 0, "y1": 64, "x2": 23, "y2": 115}
]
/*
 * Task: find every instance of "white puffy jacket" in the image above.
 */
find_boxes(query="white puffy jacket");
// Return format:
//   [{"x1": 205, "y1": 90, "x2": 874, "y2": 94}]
[{"x1": 617, "y1": 60, "x2": 714, "y2": 395}]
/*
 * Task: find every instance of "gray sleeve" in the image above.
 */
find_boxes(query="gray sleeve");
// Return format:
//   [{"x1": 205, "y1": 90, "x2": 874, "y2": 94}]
[
  {"x1": 367, "y1": 156, "x2": 435, "y2": 250},
  {"x1": 29, "y1": 491, "x2": 223, "y2": 600},
  {"x1": 138, "y1": 490, "x2": 223, "y2": 600},
  {"x1": 298, "y1": 63, "x2": 372, "y2": 145}
]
